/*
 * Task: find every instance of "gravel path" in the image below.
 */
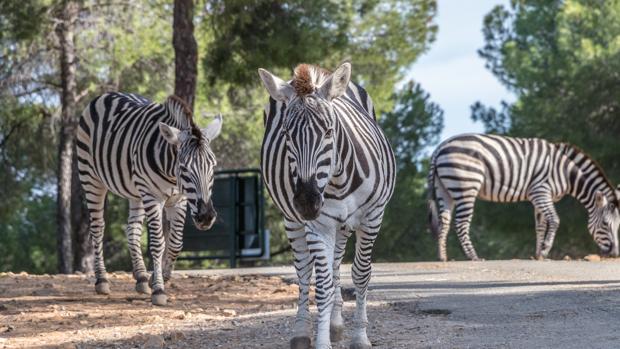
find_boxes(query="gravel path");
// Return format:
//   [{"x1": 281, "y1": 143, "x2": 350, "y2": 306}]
[{"x1": 2, "y1": 259, "x2": 620, "y2": 348}]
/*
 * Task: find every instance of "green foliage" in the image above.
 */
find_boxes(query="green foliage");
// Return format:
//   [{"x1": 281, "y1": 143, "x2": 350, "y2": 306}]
[
  {"x1": 201, "y1": 0, "x2": 438, "y2": 113},
  {"x1": 202, "y1": 0, "x2": 350, "y2": 87},
  {"x1": 471, "y1": 0, "x2": 620, "y2": 258},
  {"x1": 372, "y1": 82, "x2": 444, "y2": 262}
]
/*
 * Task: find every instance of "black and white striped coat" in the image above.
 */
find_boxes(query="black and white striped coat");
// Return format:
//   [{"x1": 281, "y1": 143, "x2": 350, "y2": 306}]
[
  {"x1": 428, "y1": 133, "x2": 620, "y2": 261},
  {"x1": 77, "y1": 92, "x2": 222, "y2": 305},
  {"x1": 258, "y1": 63, "x2": 395, "y2": 349}
]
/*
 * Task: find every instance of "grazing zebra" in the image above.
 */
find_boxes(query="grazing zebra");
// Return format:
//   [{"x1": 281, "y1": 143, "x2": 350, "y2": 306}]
[
  {"x1": 258, "y1": 63, "x2": 395, "y2": 349},
  {"x1": 76, "y1": 92, "x2": 222, "y2": 306},
  {"x1": 428, "y1": 133, "x2": 620, "y2": 261}
]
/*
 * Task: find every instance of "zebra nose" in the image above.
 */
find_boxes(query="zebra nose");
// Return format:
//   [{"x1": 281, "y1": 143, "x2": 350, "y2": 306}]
[
  {"x1": 293, "y1": 179, "x2": 322, "y2": 221},
  {"x1": 194, "y1": 199, "x2": 216, "y2": 230}
]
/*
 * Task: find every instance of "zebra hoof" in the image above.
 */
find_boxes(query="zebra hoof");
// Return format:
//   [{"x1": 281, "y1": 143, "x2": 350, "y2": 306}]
[
  {"x1": 136, "y1": 281, "x2": 151, "y2": 294},
  {"x1": 151, "y1": 289, "x2": 167, "y2": 306},
  {"x1": 330, "y1": 323, "x2": 345, "y2": 342},
  {"x1": 290, "y1": 336, "x2": 311, "y2": 349},
  {"x1": 95, "y1": 278, "x2": 110, "y2": 295}
]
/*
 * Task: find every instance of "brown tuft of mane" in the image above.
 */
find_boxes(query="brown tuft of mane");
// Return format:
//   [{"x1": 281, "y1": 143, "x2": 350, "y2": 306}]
[{"x1": 291, "y1": 64, "x2": 331, "y2": 97}]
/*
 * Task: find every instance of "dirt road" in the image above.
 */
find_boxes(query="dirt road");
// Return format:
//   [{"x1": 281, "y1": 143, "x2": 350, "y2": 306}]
[{"x1": 1, "y1": 260, "x2": 620, "y2": 348}]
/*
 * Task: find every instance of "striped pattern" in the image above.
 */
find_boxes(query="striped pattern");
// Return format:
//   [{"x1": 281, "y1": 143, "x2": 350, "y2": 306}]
[
  {"x1": 77, "y1": 92, "x2": 220, "y2": 305},
  {"x1": 259, "y1": 63, "x2": 395, "y2": 349},
  {"x1": 428, "y1": 134, "x2": 620, "y2": 261}
]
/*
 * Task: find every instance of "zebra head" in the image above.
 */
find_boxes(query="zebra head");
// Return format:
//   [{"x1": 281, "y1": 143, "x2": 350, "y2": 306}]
[
  {"x1": 159, "y1": 114, "x2": 223, "y2": 230},
  {"x1": 589, "y1": 190, "x2": 620, "y2": 257},
  {"x1": 258, "y1": 63, "x2": 352, "y2": 220}
]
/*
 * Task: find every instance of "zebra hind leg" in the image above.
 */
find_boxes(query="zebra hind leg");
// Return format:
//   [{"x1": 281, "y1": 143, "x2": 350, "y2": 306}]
[
  {"x1": 534, "y1": 209, "x2": 546, "y2": 260},
  {"x1": 84, "y1": 185, "x2": 110, "y2": 295},
  {"x1": 454, "y1": 201, "x2": 481, "y2": 261},
  {"x1": 437, "y1": 208, "x2": 452, "y2": 262},
  {"x1": 126, "y1": 200, "x2": 149, "y2": 294},
  {"x1": 330, "y1": 227, "x2": 351, "y2": 343}
]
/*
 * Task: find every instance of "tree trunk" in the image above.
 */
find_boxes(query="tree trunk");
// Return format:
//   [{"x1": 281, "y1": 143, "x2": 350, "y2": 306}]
[
  {"x1": 72, "y1": 154, "x2": 94, "y2": 273},
  {"x1": 173, "y1": 0, "x2": 197, "y2": 111},
  {"x1": 55, "y1": 0, "x2": 79, "y2": 274}
]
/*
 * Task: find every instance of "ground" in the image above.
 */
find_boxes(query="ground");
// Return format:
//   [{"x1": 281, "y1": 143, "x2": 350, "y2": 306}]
[{"x1": 1, "y1": 259, "x2": 620, "y2": 348}]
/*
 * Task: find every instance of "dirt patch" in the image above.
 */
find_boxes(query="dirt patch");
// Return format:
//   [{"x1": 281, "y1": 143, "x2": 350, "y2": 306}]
[{"x1": 0, "y1": 272, "x2": 299, "y2": 348}]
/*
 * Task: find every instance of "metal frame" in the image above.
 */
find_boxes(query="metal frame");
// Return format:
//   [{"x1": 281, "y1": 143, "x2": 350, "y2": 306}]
[{"x1": 176, "y1": 168, "x2": 266, "y2": 267}]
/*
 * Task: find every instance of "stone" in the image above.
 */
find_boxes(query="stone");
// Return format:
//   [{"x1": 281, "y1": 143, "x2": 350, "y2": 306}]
[{"x1": 142, "y1": 334, "x2": 165, "y2": 349}]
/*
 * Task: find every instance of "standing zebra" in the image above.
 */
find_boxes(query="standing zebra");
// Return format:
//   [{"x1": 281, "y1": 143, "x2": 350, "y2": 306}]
[
  {"x1": 258, "y1": 63, "x2": 395, "y2": 349},
  {"x1": 76, "y1": 93, "x2": 222, "y2": 306},
  {"x1": 428, "y1": 133, "x2": 620, "y2": 261}
]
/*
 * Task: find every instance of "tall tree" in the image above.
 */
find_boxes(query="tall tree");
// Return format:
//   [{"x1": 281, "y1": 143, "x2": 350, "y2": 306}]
[
  {"x1": 173, "y1": 0, "x2": 198, "y2": 110},
  {"x1": 55, "y1": 0, "x2": 79, "y2": 274}
]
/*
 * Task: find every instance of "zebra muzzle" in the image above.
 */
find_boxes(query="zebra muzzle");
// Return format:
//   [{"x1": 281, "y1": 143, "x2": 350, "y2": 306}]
[
  {"x1": 193, "y1": 199, "x2": 217, "y2": 230},
  {"x1": 293, "y1": 179, "x2": 323, "y2": 221}
]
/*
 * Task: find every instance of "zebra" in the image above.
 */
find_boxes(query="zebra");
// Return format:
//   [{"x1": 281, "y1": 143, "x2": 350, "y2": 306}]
[
  {"x1": 428, "y1": 133, "x2": 620, "y2": 261},
  {"x1": 258, "y1": 62, "x2": 395, "y2": 349},
  {"x1": 76, "y1": 92, "x2": 222, "y2": 306}
]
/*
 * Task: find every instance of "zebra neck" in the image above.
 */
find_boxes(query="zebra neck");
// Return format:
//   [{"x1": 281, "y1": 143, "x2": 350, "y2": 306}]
[
  {"x1": 564, "y1": 147, "x2": 614, "y2": 211},
  {"x1": 158, "y1": 108, "x2": 182, "y2": 180}
]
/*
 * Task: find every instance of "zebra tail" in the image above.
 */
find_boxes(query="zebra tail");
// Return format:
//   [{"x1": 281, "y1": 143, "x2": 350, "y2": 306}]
[{"x1": 427, "y1": 155, "x2": 440, "y2": 238}]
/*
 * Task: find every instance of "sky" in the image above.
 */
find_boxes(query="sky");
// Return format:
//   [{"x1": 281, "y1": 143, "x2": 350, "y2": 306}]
[{"x1": 406, "y1": 0, "x2": 514, "y2": 141}]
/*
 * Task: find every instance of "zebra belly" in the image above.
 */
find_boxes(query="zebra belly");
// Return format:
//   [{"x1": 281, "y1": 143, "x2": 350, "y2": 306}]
[{"x1": 477, "y1": 183, "x2": 527, "y2": 203}]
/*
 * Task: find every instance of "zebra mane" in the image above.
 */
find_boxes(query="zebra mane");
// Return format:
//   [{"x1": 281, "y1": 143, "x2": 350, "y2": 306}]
[
  {"x1": 291, "y1": 64, "x2": 331, "y2": 96},
  {"x1": 165, "y1": 95, "x2": 203, "y2": 142},
  {"x1": 559, "y1": 142, "x2": 618, "y2": 203}
]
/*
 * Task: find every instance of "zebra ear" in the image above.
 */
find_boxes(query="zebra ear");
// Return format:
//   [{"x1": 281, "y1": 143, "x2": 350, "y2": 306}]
[
  {"x1": 159, "y1": 122, "x2": 182, "y2": 146},
  {"x1": 258, "y1": 68, "x2": 295, "y2": 102},
  {"x1": 202, "y1": 114, "x2": 223, "y2": 141},
  {"x1": 318, "y1": 62, "x2": 351, "y2": 101},
  {"x1": 595, "y1": 191, "x2": 608, "y2": 208}
]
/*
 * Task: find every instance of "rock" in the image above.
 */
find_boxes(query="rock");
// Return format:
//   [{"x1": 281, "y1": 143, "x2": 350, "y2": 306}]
[
  {"x1": 0, "y1": 325, "x2": 14, "y2": 333},
  {"x1": 168, "y1": 331, "x2": 186, "y2": 341},
  {"x1": 172, "y1": 311, "x2": 185, "y2": 320},
  {"x1": 584, "y1": 254, "x2": 601, "y2": 262},
  {"x1": 142, "y1": 334, "x2": 165, "y2": 349},
  {"x1": 221, "y1": 309, "x2": 236, "y2": 317},
  {"x1": 563, "y1": 255, "x2": 572, "y2": 261}
]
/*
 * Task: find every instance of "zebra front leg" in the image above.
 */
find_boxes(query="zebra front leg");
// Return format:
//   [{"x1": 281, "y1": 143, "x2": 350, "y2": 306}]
[
  {"x1": 86, "y1": 186, "x2": 109, "y2": 294},
  {"x1": 330, "y1": 227, "x2": 351, "y2": 343},
  {"x1": 307, "y1": 229, "x2": 336, "y2": 349},
  {"x1": 162, "y1": 198, "x2": 188, "y2": 282},
  {"x1": 454, "y1": 201, "x2": 480, "y2": 261},
  {"x1": 126, "y1": 200, "x2": 149, "y2": 294},
  {"x1": 531, "y1": 196, "x2": 559, "y2": 258},
  {"x1": 350, "y1": 224, "x2": 380, "y2": 349},
  {"x1": 142, "y1": 195, "x2": 167, "y2": 306},
  {"x1": 540, "y1": 206, "x2": 560, "y2": 258},
  {"x1": 287, "y1": 221, "x2": 313, "y2": 349}
]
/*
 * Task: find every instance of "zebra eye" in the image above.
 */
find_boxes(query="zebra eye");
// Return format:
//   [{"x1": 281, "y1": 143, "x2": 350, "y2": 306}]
[{"x1": 325, "y1": 129, "x2": 333, "y2": 138}]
